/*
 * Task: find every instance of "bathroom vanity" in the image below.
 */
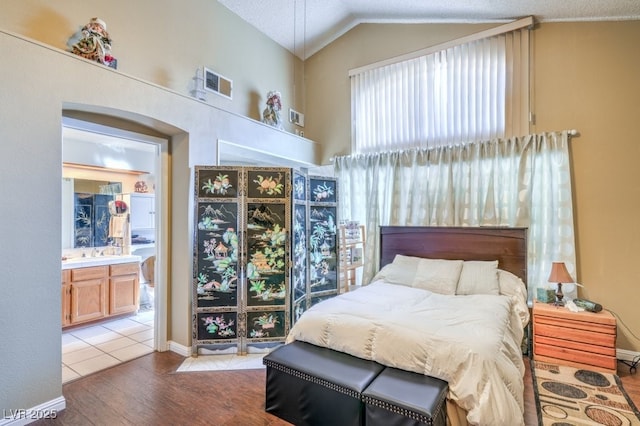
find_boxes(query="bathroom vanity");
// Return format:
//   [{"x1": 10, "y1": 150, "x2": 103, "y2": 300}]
[{"x1": 61, "y1": 255, "x2": 141, "y2": 328}]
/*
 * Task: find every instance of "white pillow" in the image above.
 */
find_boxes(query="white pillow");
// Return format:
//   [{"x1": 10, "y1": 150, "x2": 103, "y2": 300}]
[
  {"x1": 456, "y1": 260, "x2": 500, "y2": 295},
  {"x1": 371, "y1": 254, "x2": 421, "y2": 287},
  {"x1": 412, "y1": 258, "x2": 463, "y2": 295},
  {"x1": 498, "y1": 269, "x2": 530, "y2": 327}
]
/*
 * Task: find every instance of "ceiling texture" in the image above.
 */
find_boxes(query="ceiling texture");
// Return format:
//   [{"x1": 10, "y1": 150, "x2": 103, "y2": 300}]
[{"x1": 218, "y1": 0, "x2": 640, "y2": 59}]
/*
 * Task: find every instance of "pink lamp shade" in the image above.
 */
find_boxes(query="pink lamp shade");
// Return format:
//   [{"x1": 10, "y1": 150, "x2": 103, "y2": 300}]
[{"x1": 548, "y1": 262, "x2": 573, "y2": 284}]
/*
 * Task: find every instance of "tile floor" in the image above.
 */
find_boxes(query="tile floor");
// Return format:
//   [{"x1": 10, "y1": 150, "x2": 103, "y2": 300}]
[{"x1": 61, "y1": 309, "x2": 155, "y2": 383}]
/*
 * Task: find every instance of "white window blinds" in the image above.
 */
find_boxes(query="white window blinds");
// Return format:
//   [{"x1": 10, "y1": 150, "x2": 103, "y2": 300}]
[{"x1": 350, "y1": 18, "x2": 531, "y2": 153}]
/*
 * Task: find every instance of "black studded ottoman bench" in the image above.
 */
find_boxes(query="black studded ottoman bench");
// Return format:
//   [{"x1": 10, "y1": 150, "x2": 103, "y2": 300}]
[
  {"x1": 263, "y1": 341, "x2": 385, "y2": 426},
  {"x1": 362, "y1": 366, "x2": 448, "y2": 426}
]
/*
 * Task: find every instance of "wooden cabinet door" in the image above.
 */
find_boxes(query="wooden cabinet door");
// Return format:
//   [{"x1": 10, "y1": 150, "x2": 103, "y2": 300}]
[
  {"x1": 109, "y1": 272, "x2": 139, "y2": 315},
  {"x1": 62, "y1": 270, "x2": 71, "y2": 327},
  {"x1": 71, "y1": 278, "x2": 106, "y2": 323},
  {"x1": 61, "y1": 283, "x2": 71, "y2": 327}
]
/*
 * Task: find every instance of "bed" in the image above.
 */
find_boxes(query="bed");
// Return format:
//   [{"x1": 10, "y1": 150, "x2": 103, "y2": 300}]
[{"x1": 285, "y1": 226, "x2": 530, "y2": 426}]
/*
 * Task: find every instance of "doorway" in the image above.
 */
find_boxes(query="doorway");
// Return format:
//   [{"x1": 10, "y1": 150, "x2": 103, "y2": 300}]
[{"x1": 61, "y1": 117, "x2": 166, "y2": 382}]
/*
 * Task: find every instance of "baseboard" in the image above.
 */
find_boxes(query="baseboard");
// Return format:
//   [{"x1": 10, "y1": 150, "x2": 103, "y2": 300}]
[
  {"x1": 168, "y1": 340, "x2": 191, "y2": 357},
  {"x1": 617, "y1": 348, "x2": 640, "y2": 362},
  {"x1": 0, "y1": 396, "x2": 65, "y2": 426}
]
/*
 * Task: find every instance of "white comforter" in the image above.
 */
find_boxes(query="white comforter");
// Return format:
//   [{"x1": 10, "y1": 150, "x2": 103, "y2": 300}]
[{"x1": 286, "y1": 281, "x2": 526, "y2": 426}]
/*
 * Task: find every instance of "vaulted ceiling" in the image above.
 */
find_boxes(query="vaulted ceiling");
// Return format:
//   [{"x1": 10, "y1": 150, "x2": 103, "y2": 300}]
[{"x1": 218, "y1": 0, "x2": 640, "y2": 59}]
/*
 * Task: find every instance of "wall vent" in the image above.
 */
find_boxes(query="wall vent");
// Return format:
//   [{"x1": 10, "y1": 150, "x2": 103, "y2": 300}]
[
  {"x1": 203, "y1": 67, "x2": 233, "y2": 100},
  {"x1": 289, "y1": 108, "x2": 304, "y2": 127}
]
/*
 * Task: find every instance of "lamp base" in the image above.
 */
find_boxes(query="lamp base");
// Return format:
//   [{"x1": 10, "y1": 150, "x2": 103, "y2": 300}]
[{"x1": 554, "y1": 282, "x2": 564, "y2": 306}]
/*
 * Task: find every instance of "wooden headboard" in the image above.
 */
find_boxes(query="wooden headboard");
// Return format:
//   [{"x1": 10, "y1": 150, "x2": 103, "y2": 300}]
[{"x1": 379, "y1": 226, "x2": 528, "y2": 284}]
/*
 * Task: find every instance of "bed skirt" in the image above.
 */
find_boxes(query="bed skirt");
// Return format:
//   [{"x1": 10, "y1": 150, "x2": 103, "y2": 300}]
[{"x1": 446, "y1": 400, "x2": 469, "y2": 426}]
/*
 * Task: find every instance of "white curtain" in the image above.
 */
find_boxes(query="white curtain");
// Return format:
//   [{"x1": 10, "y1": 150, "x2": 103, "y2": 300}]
[
  {"x1": 335, "y1": 131, "x2": 576, "y2": 301},
  {"x1": 351, "y1": 28, "x2": 529, "y2": 153}
]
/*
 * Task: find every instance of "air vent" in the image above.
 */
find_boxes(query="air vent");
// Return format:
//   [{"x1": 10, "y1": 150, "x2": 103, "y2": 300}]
[
  {"x1": 289, "y1": 108, "x2": 304, "y2": 127},
  {"x1": 203, "y1": 67, "x2": 232, "y2": 100}
]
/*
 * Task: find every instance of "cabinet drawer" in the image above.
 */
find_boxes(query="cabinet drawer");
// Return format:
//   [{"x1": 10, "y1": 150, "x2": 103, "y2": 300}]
[
  {"x1": 61, "y1": 269, "x2": 71, "y2": 284},
  {"x1": 534, "y1": 342, "x2": 617, "y2": 371},
  {"x1": 534, "y1": 334, "x2": 616, "y2": 357},
  {"x1": 71, "y1": 266, "x2": 108, "y2": 281},
  {"x1": 110, "y1": 262, "x2": 140, "y2": 276},
  {"x1": 535, "y1": 314, "x2": 616, "y2": 336},
  {"x1": 534, "y1": 322, "x2": 616, "y2": 348}
]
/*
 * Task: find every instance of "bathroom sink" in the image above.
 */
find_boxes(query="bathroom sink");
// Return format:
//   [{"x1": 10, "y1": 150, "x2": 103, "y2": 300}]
[{"x1": 62, "y1": 254, "x2": 142, "y2": 269}]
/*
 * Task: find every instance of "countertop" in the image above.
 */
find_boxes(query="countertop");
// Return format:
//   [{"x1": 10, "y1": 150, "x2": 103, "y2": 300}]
[{"x1": 61, "y1": 254, "x2": 142, "y2": 270}]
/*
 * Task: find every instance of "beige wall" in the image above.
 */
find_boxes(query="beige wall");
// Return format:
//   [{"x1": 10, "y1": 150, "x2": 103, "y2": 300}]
[
  {"x1": 0, "y1": 0, "x2": 316, "y2": 414},
  {"x1": 533, "y1": 21, "x2": 640, "y2": 351},
  {"x1": 0, "y1": 0, "x2": 304, "y2": 128},
  {"x1": 306, "y1": 20, "x2": 640, "y2": 352}
]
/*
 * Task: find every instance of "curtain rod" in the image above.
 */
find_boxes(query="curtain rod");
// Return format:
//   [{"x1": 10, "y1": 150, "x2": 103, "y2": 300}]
[
  {"x1": 330, "y1": 130, "x2": 579, "y2": 162},
  {"x1": 349, "y1": 16, "x2": 534, "y2": 77}
]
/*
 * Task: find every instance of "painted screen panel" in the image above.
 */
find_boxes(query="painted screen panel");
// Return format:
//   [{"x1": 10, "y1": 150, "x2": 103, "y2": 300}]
[
  {"x1": 197, "y1": 169, "x2": 239, "y2": 198},
  {"x1": 196, "y1": 311, "x2": 238, "y2": 342},
  {"x1": 195, "y1": 201, "x2": 239, "y2": 308},
  {"x1": 309, "y1": 205, "x2": 338, "y2": 293},
  {"x1": 246, "y1": 202, "x2": 287, "y2": 307},
  {"x1": 246, "y1": 310, "x2": 286, "y2": 340}
]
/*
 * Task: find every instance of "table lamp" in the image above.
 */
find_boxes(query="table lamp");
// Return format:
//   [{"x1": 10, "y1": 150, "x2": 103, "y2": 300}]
[{"x1": 548, "y1": 262, "x2": 573, "y2": 306}]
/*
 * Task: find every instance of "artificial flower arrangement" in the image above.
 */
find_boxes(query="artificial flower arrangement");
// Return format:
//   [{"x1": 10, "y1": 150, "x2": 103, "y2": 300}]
[{"x1": 262, "y1": 90, "x2": 283, "y2": 129}]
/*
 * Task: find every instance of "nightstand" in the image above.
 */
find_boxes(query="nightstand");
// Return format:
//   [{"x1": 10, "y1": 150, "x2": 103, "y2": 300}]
[{"x1": 532, "y1": 301, "x2": 617, "y2": 373}]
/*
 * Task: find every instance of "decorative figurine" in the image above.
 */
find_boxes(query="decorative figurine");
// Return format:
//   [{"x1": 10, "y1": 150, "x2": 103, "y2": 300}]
[
  {"x1": 69, "y1": 17, "x2": 117, "y2": 68},
  {"x1": 262, "y1": 90, "x2": 283, "y2": 129},
  {"x1": 134, "y1": 180, "x2": 149, "y2": 193}
]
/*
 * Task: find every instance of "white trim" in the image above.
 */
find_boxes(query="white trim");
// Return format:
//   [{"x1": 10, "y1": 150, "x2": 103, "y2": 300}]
[
  {"x1": 0, "y1": 397, "x2": 65, "y2": 426},
  {"x1": 217, "y1": 139, "x2": 317, "y2": 168},
  {"x1": 348, "y1": 16, "x2": 534, "y2": 77},
  {"x1": 617, "y1": 348, "x2": 640, "y2": 362},
  {"x1": 154, "y1": 136, "x2": 170, "y2": 353},
  {"x1": 61, "y1": 117, "x2": 169, "y2": 353},
  {"x1": 168, "y1": 340, "x2": 191, "y2": 357},
  {"x1": 62, "y1": 117, "x2": 167, "y2": 147}
]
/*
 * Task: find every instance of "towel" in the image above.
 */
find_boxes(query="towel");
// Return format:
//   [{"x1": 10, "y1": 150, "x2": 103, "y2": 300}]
[{"x1": 109, "y1": 215, "x2": 128, "y2": 238}]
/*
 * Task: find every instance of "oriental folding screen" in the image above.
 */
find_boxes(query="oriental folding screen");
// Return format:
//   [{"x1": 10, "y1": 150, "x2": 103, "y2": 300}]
[{"x1": 192, "y1": 166, "x2": 338, "y2": 355}]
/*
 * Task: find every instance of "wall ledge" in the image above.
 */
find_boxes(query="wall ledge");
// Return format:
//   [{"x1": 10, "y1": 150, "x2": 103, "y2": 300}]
[{"x1": 1, "y1": 28, "x2": 320, "y2": 167}]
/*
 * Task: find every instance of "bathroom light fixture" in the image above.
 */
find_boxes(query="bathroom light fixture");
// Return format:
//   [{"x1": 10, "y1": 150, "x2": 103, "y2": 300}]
[{"x1": 63, "y1": 162, "x2": 147, "y2": 175}]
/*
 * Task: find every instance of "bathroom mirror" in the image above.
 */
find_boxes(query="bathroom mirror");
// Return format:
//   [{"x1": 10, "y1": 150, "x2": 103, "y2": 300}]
[{"x1": 62, "y1": 178, "x2": 122, "y2": 249}]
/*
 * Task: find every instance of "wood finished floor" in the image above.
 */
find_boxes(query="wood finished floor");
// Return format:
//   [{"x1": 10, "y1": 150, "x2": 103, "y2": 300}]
[{"x1": 34, "y1": 351, "x2": 640, "y2": 425}]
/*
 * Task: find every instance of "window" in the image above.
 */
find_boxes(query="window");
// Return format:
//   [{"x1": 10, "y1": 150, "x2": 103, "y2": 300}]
[{"x1": 350, "y1": 18, "x2": 531, "y2": 153}]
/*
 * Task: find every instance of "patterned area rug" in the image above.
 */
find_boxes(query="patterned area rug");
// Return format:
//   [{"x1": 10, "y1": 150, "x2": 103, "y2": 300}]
[{"x1": 532, "y1": 360, "x2": 640, "y2": 425}]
